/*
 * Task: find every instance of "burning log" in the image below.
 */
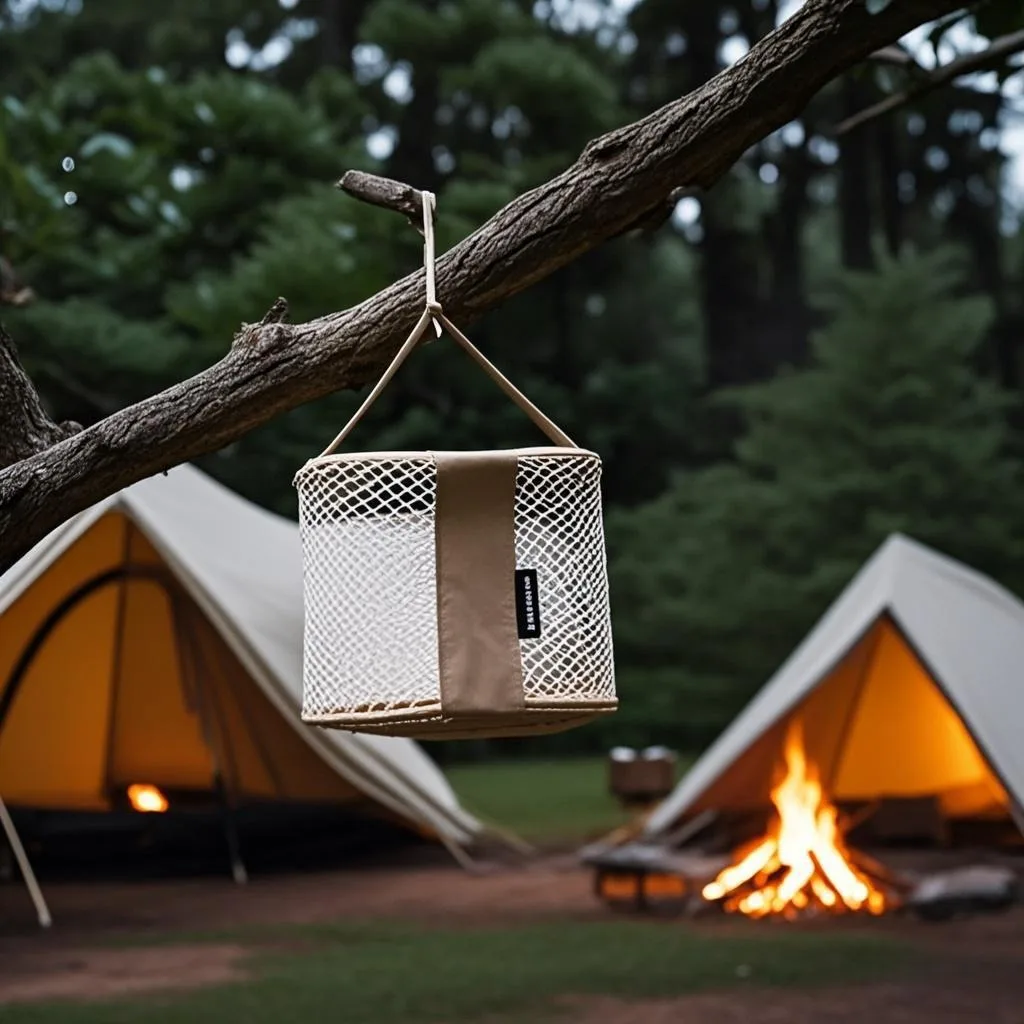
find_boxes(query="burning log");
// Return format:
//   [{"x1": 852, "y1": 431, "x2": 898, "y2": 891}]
[{"x1": 701, "y1": 721, "x2": 901, "y2": 918}]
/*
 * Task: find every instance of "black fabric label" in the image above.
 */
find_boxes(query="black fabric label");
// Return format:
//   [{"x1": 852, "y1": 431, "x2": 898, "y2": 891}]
[{"x1": 515, "y1": 569, "x2": 541, "y2": 639}]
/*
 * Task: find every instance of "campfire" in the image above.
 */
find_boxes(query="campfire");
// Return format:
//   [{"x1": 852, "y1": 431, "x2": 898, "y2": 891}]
[{"x1": 702, "y1": 721, "x2": 891, "y2": 918}]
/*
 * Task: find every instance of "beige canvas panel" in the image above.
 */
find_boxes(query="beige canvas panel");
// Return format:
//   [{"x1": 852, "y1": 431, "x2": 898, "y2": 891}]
[
  {"x1": 434, "y1": 452, "x2": 525, "y2": 716},
  {"x1": 0, "y1": 513, "x2": 127, "y2": 809}
]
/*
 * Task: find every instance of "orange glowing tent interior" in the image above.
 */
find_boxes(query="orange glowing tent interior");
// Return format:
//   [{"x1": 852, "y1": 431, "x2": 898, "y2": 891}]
[
  {"x1": 0, "y1": 515, "x2": 375, "y2": 812},
  {"x1": 686, "y1": 618, "x2": 1010, "y2": 823},
  {"x1": 644, "y1": 536, "x2": 1024, "y2": 846}
]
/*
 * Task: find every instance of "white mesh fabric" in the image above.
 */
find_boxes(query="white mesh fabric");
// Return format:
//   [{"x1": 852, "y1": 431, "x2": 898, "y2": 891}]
[
  {"x1": 295, "y1": 449, "x2": 615, "y2": 726},
  {"x1": 296, "y1": 458, "x2": 440, "y2": 717},
  {"x1": 514, "y1": 454, "x2": 615, "y2": 703}
]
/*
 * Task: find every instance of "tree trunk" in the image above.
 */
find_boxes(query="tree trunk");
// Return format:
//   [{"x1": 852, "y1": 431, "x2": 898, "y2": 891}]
[
  {"x1": 876, "y1": 114, "x2": 904, "y2": 257},
  {"x1": 319, "y1": 0, "x2": 368, "y2": 75},
  {"x1": 838, "y1": 75, "x2": 876, "y2": 270}
]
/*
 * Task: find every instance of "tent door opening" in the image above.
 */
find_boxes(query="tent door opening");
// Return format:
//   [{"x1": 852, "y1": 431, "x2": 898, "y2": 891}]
[{"x1": 0, "y1": 559, "x2": 256, "y2": 924}]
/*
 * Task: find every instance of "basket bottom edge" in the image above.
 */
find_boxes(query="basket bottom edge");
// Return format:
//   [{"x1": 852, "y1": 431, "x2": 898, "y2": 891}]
[{"x1": 300, "y1": 702, "x2": 618, "y2": 740}]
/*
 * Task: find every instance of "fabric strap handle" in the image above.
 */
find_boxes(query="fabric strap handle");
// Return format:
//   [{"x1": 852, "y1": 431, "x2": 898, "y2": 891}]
[{"x1": 318, "y1": 307, "x2": 577, "y2": 457}]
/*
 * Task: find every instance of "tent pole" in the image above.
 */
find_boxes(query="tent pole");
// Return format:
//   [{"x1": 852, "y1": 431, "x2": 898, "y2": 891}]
[
  {"x1": 207, "y1": 626, "x2": 285, "y2": 798},
  {"x1": 434, "y1": 828, "x2": 480, "y2": 872},
  {"x1": 0, "y1": 797, "x2": 51, "y2": 928},
  {"x1": 101, "y1": 525, "x2": 133, "y2": 797},
  {"x1": 193, "y1": 647, "x2": 249, "y2": 886},
  {"x1": 170, "y1": 590, "x2": 248, "y2": 885}
]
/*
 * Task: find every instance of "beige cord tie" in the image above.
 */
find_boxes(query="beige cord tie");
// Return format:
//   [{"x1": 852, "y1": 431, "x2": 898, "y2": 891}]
[
  {"x1": 422, "y1": 190, "x2": 443, "y2": 340},
  {"x1": 318, "y1": 190, "x2": 577, "y2": 458}
]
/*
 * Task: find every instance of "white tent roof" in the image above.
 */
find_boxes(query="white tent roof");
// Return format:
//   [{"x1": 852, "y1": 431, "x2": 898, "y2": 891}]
[
  {"x1": 0, "y1": 463, "x2": 483, "y2": 852},
  {"x1": 645, "y1": 533, "x2": 1024, "y2": 837}
]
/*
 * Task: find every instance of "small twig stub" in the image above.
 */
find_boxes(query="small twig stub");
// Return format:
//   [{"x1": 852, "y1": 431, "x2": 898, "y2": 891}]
[{"x1": 337, "y1": 171, "x2": 424, "y2": 228}]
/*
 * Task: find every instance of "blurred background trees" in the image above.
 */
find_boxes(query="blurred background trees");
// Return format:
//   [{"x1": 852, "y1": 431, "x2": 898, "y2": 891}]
[{"x1": 2, "y1": 0, "x2": 1022, "y2": 757}]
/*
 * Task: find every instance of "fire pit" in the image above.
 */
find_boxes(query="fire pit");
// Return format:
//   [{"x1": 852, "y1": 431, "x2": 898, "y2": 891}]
[
  {"x1": 585, "y1": 720, "x2": 1019, "y2": 922},
  {"x1": 701, "y1": 722, "x2": 896, "y2": 918}
]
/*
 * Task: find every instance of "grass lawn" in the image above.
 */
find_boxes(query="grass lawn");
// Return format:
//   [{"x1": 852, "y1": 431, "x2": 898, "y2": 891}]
[
  {"x1": 445, "y1": 757, "x2": 642, "y2": 843},
  {"x1": 2, "y1": 919, "x2": 910, "y2": 1024}
]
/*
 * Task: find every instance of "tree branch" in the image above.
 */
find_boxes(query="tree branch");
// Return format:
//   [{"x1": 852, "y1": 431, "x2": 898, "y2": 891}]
[
  {"x1": 837, "y1": 27, "x2": 1024, "y2": 134},
  {"x1": 869, "y1": 43, "x2": 921, "y2": 69},
  {"x1": 0, "y1": 324, "x2": 81, "y2": 468},
  {"x1": 0, "y1": 0, "x2": 965, "y2": 568}
]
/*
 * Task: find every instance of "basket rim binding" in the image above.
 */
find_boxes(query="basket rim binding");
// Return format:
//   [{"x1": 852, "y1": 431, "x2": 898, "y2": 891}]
[{"x1": 295, "y1": 447, "x2": 602, "y2": 480}]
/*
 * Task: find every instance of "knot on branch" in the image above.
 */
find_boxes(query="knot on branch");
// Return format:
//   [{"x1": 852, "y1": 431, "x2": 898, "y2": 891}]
[
  {"x1": 259, "y1": 297, "x2": 290, "y2": 326},
  {"x1": 232, "y1": 297, "x2": 292, "y2": 352},
  {"x1": 581, "y1": 127, "x2": 631, "y2": 164}
]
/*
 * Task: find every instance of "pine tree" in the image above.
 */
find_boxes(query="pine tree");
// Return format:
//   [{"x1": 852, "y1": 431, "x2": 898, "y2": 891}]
[{"x1": 609, "y1": 248, "x2": 1024, "y2": 748}]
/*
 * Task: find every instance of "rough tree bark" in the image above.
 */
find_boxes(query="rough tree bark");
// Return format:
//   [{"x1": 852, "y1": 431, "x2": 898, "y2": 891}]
[{"x1": 0, "y1": 0, "x2": 965, "y2": 569}]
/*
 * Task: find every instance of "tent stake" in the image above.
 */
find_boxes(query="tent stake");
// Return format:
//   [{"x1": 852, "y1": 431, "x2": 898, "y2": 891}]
[
  {"x1": 208, "y1": 762, "x2": 248, "y2": 885},
  {"x1": 218, "y1": 781, "x2": 249, "y2": 885},
  {"x1": 0, "y1": 797, "x2": 51, "y2": 928}
]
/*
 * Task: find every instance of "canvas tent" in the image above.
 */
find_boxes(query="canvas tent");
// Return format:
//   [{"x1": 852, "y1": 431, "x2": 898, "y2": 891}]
[
  {"x1": 0, "y1": 464, "x2": 485, "y2": 924},
  {"x1": 644, "y1": 534, "x2": 1024, "y2": 842}
]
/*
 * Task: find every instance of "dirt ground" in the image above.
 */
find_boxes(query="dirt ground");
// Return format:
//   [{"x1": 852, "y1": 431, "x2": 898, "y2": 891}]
[
  {"x1": 0, "y1": 944, "x2": 249, "y2": 1005},
  {"x1": 2, "y1": 851, "x2": 1024, "y2": 1021}
]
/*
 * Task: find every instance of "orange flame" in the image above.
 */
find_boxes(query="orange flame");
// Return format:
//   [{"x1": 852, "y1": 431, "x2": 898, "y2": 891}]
[
  {"x1": 127, "y1": 783, "x2": 169, "y2": 813},
  {"x1": 702, "y1": 721, "x2": 886, "y2": 917}
]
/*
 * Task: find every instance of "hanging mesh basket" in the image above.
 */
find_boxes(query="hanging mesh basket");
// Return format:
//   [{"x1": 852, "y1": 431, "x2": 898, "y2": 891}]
[
  {"x1": 294, "y1": 190, "x2": 615, "y2": 739},
  {"x1": 295, "y1": 311, "x2": 616, "y2": 739},
  {"x1": 295, "y1": 444, "x2": 615, "y2": 738}
]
